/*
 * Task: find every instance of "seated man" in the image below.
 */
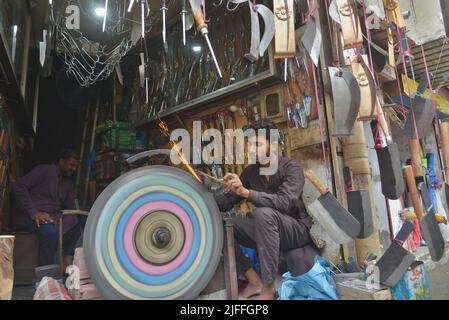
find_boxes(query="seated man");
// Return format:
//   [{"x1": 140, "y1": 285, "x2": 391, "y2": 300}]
[
  {"x1": 12, "y1": 149, "x2": 81, "y2": 269},
  {"x1": 214, "y1": 119, "x2": 317, "y2": 300}
]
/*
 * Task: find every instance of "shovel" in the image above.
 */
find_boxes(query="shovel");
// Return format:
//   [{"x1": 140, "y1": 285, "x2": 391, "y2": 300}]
[
  {"x1": 376, "y1": 220, "x2": 416, "y2": 287},
  {"x1": 404, "y1": 166, "x2": 445, "y2": 262},
  {"x1": 343, "y1": 167, "x2": 374, "y2": 239},
  {"x1": 403, "y1": 73, "x2": 435, "y2": 139},
  {"x1": 328, "y1": 67, "x2": 361, "y2": 136},
  {"x1": 304, "y1": 170, "x2": 360, "y2": 244}
]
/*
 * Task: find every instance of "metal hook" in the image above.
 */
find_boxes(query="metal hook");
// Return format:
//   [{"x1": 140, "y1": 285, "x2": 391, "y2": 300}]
[{"x1": 226, "y1": 0, "x2": 240, "y2": 11}]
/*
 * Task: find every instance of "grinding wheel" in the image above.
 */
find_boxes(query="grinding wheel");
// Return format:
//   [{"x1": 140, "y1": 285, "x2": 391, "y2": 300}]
[{"x1": 83, "y1": 166, "x2": 223, "y2": 300}]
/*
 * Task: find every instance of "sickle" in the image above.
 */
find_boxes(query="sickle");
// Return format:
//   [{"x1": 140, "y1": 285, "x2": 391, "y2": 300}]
[{"x1": 256, "y1": 4, "x2": 275, "y2": 57}]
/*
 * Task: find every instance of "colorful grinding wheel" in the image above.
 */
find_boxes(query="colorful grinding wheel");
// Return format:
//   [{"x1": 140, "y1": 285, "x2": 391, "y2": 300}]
[{"x1": 83, "y1": 165, "x2": 223, "y2": 300}]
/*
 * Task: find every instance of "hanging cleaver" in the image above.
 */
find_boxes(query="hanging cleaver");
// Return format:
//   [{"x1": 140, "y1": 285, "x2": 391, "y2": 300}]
[
  {"x1": 418, "y1": 182, "x2": 445, "y2": 262},
  {"x1": 404, "y1": 165, "x2": 445, "y2": 262},
  {"x1": 328, "y1": 67, "x2": 361, "y2": 136},
  {"x1": 305, "y1": 169, "x2": 361, "y2": 244},
  {"x1": 376, "y1": 220, "x2": 416, "y2": 287},
  {"x1": 403, "y1": 73, "x2": 435, "y2": 139},
  {"x1": 343, "y1": 167, "x2": 374, "y2": 238}
]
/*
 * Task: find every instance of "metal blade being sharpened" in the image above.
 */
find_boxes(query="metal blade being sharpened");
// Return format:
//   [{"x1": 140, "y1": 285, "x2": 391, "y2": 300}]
[{"x1": 188, "y1": 0, "x2": 222, "y2": 78}]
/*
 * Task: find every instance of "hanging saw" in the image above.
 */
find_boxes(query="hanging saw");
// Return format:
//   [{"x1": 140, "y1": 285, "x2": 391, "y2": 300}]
[{"x1": 189, "y1": 0, "x2": 222, "y2": 78}]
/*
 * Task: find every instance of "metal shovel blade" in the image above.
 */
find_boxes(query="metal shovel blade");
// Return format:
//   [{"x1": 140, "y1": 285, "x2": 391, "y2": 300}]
[
  {"x1": 256, "y1": 4, "x2": 275, "y2": 58},
  {"x1": 301, "y1": 18, "x2": 321, "y2": 67},
  {"x1": 376, "y1": 242, "x2": 416, "y2": 287},
  {"x1": 328, "y1": 67, "x2": 361, "y2": 136},
  {"x1": 347, "y1": 190, "x2": 374, "y2": 238},
  {"x1": 376, "y1": 143, "x2": 405, "y2": 200}
]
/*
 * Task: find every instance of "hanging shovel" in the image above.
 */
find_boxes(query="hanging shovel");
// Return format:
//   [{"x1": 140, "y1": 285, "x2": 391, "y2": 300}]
[
  {"x1": 404, "y1": 166, "x2": 445, "y2": 262},
  {"x1": 403, "y1": 73, "x2": 435, "y2": 139},
  {"x1": 343, "y1": 167, "x2": 374, "y2": 238},
  {"x1": 328, "y1": 67, "x2": 361, "y2": 136},
  {"x1": 375, "y1": 220, "x2": 416, "y2": 287},
  {"x1": 418, "y1": 182, "x2": 445, "y2": 262},
  {"x1": 304, "y1": 170, "x2": 360, "y2": 244}
]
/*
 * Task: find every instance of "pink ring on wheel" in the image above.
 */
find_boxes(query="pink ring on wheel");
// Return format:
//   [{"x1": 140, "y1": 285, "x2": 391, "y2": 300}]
[{"x1": 122, "y1": 201, "x2": 193, "y2": 275}]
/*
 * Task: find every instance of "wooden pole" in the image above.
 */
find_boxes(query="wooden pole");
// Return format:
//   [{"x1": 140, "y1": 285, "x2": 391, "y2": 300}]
[
  {"x1": 0, "y1": 235, "x2": 14, "y2": 300},
  {"x1": 440, "y1": 122, "x2": 449, "y2": 180},
  {"x1": 341, "y1": 121, "x2": 382, "y2": 264},
  {"x1": 409, "y1": 139, "x2": 423, "y2": 177}
]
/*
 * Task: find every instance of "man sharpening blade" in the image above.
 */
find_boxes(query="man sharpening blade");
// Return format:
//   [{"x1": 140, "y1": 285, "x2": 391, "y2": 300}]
[{"x1": 214, "y1": 119, "x2": 319, "y2": 300}]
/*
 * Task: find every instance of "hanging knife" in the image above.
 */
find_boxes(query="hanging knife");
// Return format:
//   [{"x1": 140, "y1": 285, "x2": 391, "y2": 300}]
[
  {"x1": 181, "y1": 0, "x2": 187, "y2": 45},
  {"x1": 188, "y1": 0, "x2": 222, "y2": 78},
  {"x1": 161, "y1": 0, "x2": 168, "y2": 43}
]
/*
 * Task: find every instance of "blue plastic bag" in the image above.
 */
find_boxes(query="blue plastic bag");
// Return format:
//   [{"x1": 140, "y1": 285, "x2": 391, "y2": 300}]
[
  {"x1": 278, "y1": 255, "x2": 340, "y2": 300},
  {"x1": 391, "y1": 263, "x2": 432, "y2": 300}
]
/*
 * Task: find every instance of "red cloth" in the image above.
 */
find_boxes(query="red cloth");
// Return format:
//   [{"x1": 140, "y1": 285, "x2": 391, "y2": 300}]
[{"x1": 33, "y1": 277, "x2": 72, "y2": 300}]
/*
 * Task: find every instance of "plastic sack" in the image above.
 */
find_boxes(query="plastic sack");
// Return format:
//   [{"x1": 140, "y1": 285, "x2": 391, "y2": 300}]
[
  {"x1": 33, "y1": 277, "x2": 72, "y2": 300},
  {"x1": 391, "y1": 262, "x2": 432, "y2": 300},
  {"x1": 278, "y1": 255, "x2": 340, "y2": 300},
  {"x1": 240, "y1": 245, "x2": 260, "y2": 273}
]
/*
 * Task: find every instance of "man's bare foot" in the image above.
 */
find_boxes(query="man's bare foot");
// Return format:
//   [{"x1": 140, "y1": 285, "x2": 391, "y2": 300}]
[
  {"x1": 255, "y1": 283, "x2": 276, "y2": 300},
  {"x1": 239, "y1": 282, "x2": 263, "y2": 299}
]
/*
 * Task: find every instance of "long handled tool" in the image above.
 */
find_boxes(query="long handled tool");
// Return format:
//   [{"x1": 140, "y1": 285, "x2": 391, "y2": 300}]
[
  {"x1": 404, "y1": 165, "x2": 445, "y2": 261},
  {"x1": 440, "y1": 121, "x2": 449, "y2": 205},
  {"x1": 343, "y1": 167, "x2": 374, "y2": 238},
  {"x1": 304, "y1": 170, "x2": 360, "y2": 244}
]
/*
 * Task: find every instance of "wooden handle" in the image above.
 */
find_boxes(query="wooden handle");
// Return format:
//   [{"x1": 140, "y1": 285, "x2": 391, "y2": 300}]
[
  {"x1": 378, "y1": 110, "x2": 391, "y2": 138},
  {"x1": 403, "y1": 165, "x2": 424, "y2": 219},
  {"x1": 409, "y1": 139, "x2": 423, "y2": 177},
  {"x1": 440, "y1": 122, "x2": 449, "y2": 179},
  {"x1": 192, "y1": 8, "x2": 207, "y2": 32},
  {"x1": 304, "y1": 169, "x2": 329, "y2": 194}
]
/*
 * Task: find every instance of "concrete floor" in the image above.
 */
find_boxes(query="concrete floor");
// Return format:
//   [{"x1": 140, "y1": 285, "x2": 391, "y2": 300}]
[{"x1": 12, "y1": 246, "x2": 449, "y2": 300}]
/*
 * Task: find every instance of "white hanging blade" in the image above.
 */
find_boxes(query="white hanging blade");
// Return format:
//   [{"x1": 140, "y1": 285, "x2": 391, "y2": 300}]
[
  {"x1": 244, "y1": 0, "x2": 261, "y2": 62},
  {"x1": 256, "y1": 4, "x2": 275, "y2": 57},
  {"x1": 329, "y1": 0, "x2": 341, "y2": 24},
  {"x1": 39, "y1": 30, "x2": 48, "y2": 67}
]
